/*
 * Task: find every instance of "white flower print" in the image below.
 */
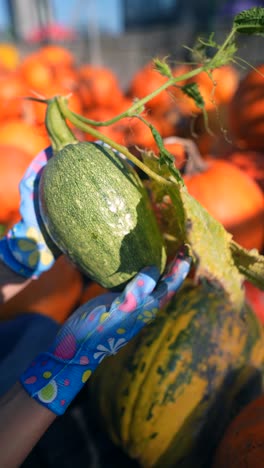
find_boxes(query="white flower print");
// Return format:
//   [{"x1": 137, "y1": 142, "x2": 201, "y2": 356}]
[{"x1": 94, "y1": 337, "x2": 126, "y2": 362}]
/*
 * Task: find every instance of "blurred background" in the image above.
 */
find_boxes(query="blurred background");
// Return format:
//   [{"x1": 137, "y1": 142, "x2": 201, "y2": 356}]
[
  {"x1": 0, "y1": 0, "x2": 263, "y2": 87},
  {"x1": 1, "y1": 2, "x2": 264, "y2": 468}
]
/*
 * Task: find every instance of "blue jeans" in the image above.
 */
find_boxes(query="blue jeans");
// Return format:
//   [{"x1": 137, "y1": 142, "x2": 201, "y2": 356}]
[
  {"x1": 0, "y1": 313, "x2": 139, "y2": 468},
  {"x1": 0, "y1": 313, "x2": 59, "y2": 396}
]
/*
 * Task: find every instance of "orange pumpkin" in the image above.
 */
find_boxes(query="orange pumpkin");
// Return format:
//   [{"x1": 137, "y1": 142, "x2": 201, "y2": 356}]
[
  {"x1": 228, "y1": 64, "x2": 264, "y2": 151},
  {"x1": 77, "y1": 65, "x2": 123, "y2": 109},
  {"x1": 37, "y1": 44, "x2": 75, "y2": 70},
  {"x1": 212, "y1": 393, "x2": 264, "y2": 468},
  {"x1": 0, "y1": 145, "x2": 34, "y2": 224},
  {"x1": 125, "y1": 114, "x2": 166, "y2": 149},
  {"x1": 0, "y1": 72, "x2": 28, "y2": 121},
  {"x1": 0, "y1": 256, "x2": 83, "y2": 323},
  {"x1": 19, "y1": 46, "x2": 76, "y2": 95},
  {"x1": 19, "y1": 53, "x2": 55, "y2": 94},
  {"x1": 182, "y1": 65, "x2": 239, "y2": 114},
  {"x1": 0, "y1": 119, "x2": 49, "y2": 157},
  {"x1": 227, "y1": 150, "x2": 264, "y2": 192},
  {"x1": 195, "y1": 65, "x2": 239, "y2": 105},
  {"x1": 129, "y1": 62, "x2": 174, "y2": 112},
  {"x1": 184, "y1": 158, "x2": 264, "y2": 251}
]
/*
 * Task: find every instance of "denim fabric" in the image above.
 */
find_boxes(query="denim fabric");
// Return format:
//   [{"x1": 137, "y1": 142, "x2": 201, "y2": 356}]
[{"x1": 0, "y1": 313, "x2": 59, "y2": 396}]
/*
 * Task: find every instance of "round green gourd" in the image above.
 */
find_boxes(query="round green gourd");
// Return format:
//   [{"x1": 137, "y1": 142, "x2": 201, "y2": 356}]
[
  {"x1": 89, "y1": 280, "x2": 264, "y2": 467},
  {"x1": 39, "y1": 141, "x2": 167, "y2": 289}
]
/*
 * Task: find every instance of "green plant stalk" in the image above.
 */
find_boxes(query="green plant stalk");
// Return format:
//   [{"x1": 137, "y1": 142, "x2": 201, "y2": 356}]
[
  {"x1": 45, "y1": 98, "x2": 78, "y2": 152},
  {"x1": 56, "y1": 96, "x2": 173, "y2": 187},
  {"x1": 208, "y1": 29, "x2": 237, "y2": 68},
  {"x1": 52, "y1": 21, "x2": 249, "y2": 185},
  {"x1": 67, "y1": 66, "x2": 205, "y2": 127},
  {"x1": 58, "y1": 29, "x2": 238, "y2": 130}
]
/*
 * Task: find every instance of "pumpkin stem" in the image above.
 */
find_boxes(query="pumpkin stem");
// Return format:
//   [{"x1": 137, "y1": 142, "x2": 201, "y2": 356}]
[{"x1": 45, "y1": 97, "x2": 78, "y2": 153}]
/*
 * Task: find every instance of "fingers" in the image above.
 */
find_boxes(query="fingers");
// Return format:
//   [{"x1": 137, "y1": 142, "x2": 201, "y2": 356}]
[
  {"x1": 152, "y1": 248, "x2": 192, "y2": 308},
  {"x1": 103, "y1": 249, "x2": 191, "y2": 342},
  {"x1": 73, "y1": 292, "x2": 119, "y2": 319},
  {"x1": 132, "y1": 248, "x2": 191, "y2": 322},
  {"x1": 51, "y1": 292, "x2": 119, "y2": 346},
  {"x1": 110, "y1": 265, "x2": 161, "y2": 313}
]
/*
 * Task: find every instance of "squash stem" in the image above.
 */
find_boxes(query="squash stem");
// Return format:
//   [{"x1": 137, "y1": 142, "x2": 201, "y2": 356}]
[
  {"x1": 45, "y1": 98, "x2": 78, "y2": 153},
  {"x1": 57, "y1": 96, "x2": 173, "y2": 187}
]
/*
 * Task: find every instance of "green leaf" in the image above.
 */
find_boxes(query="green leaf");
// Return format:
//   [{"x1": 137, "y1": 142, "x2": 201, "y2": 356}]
[
  {"x1": 0, "y1": 224, "x2": 6, "y2": 239},
  {"x1": 137, "y1": 116, "x2": 184, "y2": 184},
  {"x1": 143, "y1": 152, "x2": 244, "y2": 308},
  {"x1": 180, "y1": 187, "x2": 244, "y2": 308},
  {"x1": 208, "y1": 41, "x2": 237, "y2": 69},
  {"x1": 230, "y1": 241, "x2": 264, "y2": 290},
  {"x1": 142, "y1": 152, "x2": 186, "y2": 256},
  {"x1": 233, "y1": 7, "x2": 264, "y2": 36},
  {"x1": 181, "y1": 82, "x2": 205, "y2": 110},
  {"x1": 153, "y1": 57, "x2": 173, "y2": 78}
]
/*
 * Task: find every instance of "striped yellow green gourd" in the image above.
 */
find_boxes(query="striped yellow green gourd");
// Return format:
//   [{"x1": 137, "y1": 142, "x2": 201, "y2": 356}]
[{"x1": 89, "y1": 280, "x2": 264, "y2": 468}]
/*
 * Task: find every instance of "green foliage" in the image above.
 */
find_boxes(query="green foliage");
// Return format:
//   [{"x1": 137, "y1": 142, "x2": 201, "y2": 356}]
[
  {"x1": 234, "y1": 7, "x2": 264, "y2": 35},
  {"x1": 55, "y1": 6, "x2": 264, "y2": 300},
  {"x1": 143, "y1": 154, "x2": 244, "y2": 309},
  {"x1": 153, "y1": 57, "x2": 173, "y2": 78},
  {"x1": 180, "y1": 188, "x2": 244, "y2": 308},
  {"x1": 0, "y1": 224, "x2": 5, "y2": 239},
  {"x1": 230, "y1": 241, "x2": 264, "y2": 290},
  {"x1": 138, "y1": 116, "x2": 184, "y2": 183},
  {"x1": 142, "y1": 152, "x2": 186, "y2": 251},
  {"x1": 181, "y1": 82, "x2": 205, "y2": 110}
]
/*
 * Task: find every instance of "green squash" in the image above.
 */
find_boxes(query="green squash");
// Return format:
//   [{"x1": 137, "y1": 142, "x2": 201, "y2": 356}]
[
  {"x1": 89, "y1": 280, "x2": 264, "y2": 467},
  {"x1": 39, "y1": 142, "x2": 167, "y2": 289}
]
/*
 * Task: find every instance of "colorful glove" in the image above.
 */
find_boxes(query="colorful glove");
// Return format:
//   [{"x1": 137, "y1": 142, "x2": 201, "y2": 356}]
[
  {"x1": 20, "y1": 247, "x2": 191, "y2": 415},
  {"x1": 0, "y1": 146, "x2": 60, "y2": 279}
]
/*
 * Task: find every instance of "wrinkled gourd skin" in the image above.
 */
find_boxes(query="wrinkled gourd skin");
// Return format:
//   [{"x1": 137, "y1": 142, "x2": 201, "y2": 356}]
[
  {"x1": 88, "y1": 280, "x2": 264, "y2": 468},
  {"x1": 39, "y1": 142, "x2": 167, "y2": 289}
]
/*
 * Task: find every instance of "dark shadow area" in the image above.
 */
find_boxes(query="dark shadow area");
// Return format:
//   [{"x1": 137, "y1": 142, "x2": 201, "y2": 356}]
[
  {"x1": 114, "y1": 194, "x2": 165, "y2": 280},
  {"x1": 156, "y1": 366, "x2": 263, "y2": 468},
  {"x1": 21, "y1": 386, "x2": 140, "y2": 468}
]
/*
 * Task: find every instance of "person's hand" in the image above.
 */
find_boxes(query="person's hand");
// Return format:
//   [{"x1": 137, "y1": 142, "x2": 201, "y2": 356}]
[
  {"x1": 0, "y1": 147, "x2": 60, "y2": 279},
  {"x1": 20, "y1": 247, "x2": 191, "y2": 415}
]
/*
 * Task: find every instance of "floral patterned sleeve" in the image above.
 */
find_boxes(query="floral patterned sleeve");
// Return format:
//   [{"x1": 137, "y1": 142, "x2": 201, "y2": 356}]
[{"x1": 0, "y1": 147, "x2": 58, "y2": 278}]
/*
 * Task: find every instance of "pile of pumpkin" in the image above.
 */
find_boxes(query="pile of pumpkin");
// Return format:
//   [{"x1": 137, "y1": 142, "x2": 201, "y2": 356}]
[{"x1": 1, "y1": 42, "x2": 264, "y2": 467}]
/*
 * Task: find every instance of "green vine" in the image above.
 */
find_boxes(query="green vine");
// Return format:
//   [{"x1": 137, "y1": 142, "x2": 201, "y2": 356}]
[
  {"x1": 55, "y1": 96, "x2": 173, "y2": 187},
  {"x1": 53, "y1": 8, "x2": 264, "y2": 169},
  {"x1": 40, "y1": 7, "x2": 264, "y2": 302}
]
